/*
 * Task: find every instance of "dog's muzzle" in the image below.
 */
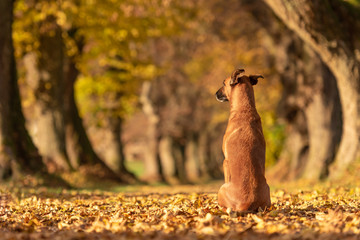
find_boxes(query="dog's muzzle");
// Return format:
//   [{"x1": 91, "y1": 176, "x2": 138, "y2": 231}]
[{"x1": 215, "y1": 88, "x2": 228, "y2": 102}]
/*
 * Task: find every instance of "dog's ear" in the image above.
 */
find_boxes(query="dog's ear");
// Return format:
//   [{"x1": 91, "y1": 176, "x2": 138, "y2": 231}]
[
  {"x1": 249, "y1": 74, "x2": 264, "y2": 85},
  {"x1": 230, "y1": 69, "x2": 245, "y2": 86}
]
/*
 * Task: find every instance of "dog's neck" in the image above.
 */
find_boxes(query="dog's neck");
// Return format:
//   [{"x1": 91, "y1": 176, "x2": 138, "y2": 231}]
[{"x1": 229, "y1": 83, "x2": 257, "y2": 118}]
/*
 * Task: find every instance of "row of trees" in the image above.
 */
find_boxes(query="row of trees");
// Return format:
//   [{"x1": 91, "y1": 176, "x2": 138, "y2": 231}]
[
  {"x1": 137, "y1": 0, "x2": 360, "y2": 183},
  {"x1": 0, "y1": 0, "x2": 359, "y2": 185},
  {"x1": 1, "y1": 0, "x2": 197, "y2": 184}
]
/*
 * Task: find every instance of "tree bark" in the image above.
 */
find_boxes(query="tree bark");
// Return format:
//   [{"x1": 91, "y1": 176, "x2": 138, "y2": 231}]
[
  {"x1": 0, "y1": 0, "x2": 45, "y2": 179},
  {"x1": 105, "y1": 116, "x2": 138, "y2": 183},
  {"x1": 185, "y1": 134, "x2": 200, "y2": 182},
  {"x1": 206, "y1": 124, "x2": 226, "y2": 179},
  {"x1": 264, "y1": 0, "x2": 360, "y2": 179},
  {"x1": 173, "y1": 140, "x2": 188, "y2": 184},
  {"x1": 140, "y1": 81, "x2": 165, "y2": 182},
  {"x1": 271, "y1": 38, "x2": 342, "y2": 181},
  {"x1": 252, "y1": 3, "x2": 342, "y2": 181},
  {"x1": 63, "y1": 53, "x2": 130, "y2": 182},
  {"x1": 197, "y1": 131, "x2": 210, "y2": 180},
  {"x1": 64, "y1": 56, "x2": 84, "y2": 169},
  {"x1": 62, "y1": 39, "x2": 105, "y2": 167},
  {"x1": 159, "y1": 136, "x2": 176, "y2": 182},
  {"x1": 302, "y1": 65, "x2": 342, "y2": 180},
  {"x1": 268, "y1": 128, "x2": 309, "y2": 181},
  {"x1": 24, "y1": 15, "x2": 72, "y2": 172}
]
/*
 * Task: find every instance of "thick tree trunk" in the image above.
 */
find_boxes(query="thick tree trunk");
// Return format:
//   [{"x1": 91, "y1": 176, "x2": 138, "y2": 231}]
[
  {"x1": 264, "y1": 0, "x2": 360, "y2": 179},
  {"x1": 302, "y1": 65, "x2": 342, "y2": 180},
  {"x1": 64, "y1": 57, "x2": 84, "y2": 169},
  {"x1": 23, "y1": 16, "x2": 71, "y2": 172},
  {"x1": 63, "y1": 55, "x2": 128, "y2": 182},
  {"x1": 269, "y1": 37, "x2": 342, "y2": 181},
  {"x1": 0, "y1": 0, "x2": 45, "y2": 179}
]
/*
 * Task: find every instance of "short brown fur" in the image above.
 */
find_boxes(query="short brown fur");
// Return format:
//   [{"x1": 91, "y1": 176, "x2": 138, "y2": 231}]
[{"x1": 215, "y1": 69, "x2": 271, "y2": 212}]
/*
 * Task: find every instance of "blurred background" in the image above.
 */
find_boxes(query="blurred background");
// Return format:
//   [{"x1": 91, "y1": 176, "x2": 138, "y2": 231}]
[{"x1": 1, "y1": 0, "x2": 359, "y2": 187}]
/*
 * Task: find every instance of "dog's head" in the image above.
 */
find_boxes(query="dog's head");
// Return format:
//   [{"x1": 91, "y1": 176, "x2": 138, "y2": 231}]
[{"x1": 215, "y1": 68, "x2": 263, "y2": 102}]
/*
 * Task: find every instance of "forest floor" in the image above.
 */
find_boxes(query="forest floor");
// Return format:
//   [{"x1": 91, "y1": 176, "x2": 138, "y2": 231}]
[{"x1": 0, "y1": 180, "x2": 360, "y2": 240}]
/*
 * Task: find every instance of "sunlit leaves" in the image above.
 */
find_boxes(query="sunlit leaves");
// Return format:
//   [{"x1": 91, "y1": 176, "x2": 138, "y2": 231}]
[
  {"x1": 71, "y1": 0, "x2": 194, "y2": 121},
  {"x1": 13, "y1": 0, "x2": 193, "y2": 123},
  {"x1": 1, "y1": 185, "x2": 360, "y2": 239}
]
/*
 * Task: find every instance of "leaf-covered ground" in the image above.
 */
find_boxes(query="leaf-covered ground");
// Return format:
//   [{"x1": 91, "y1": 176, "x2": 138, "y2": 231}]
[{"x1": 1, "y1": 183, "x2": 360, "y2": 240}]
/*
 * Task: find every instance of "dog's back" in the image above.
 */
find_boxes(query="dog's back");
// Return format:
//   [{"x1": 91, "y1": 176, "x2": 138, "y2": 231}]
[{"x1": 216, "y1": 69, "x2": 271, "y2": 211}]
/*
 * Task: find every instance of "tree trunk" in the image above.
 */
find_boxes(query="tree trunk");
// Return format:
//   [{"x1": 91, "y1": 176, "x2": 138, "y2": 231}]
[
  {"x1": 264, "y1": 0, "x2": 360, "y2": 179},
  {"x1": 159, "y1": 136, "x2": 176, "y2": 182},
  {"x1": 140, "y1": 81, "x2": 164, "y2": 182},
  {"x1": 197, "y1": 131, "x2": 210, "y2": 180},
  {"x1": 302, "y1": 65, "x2": 342, "y2": 180},
  {"x1": 64, "y1": 56, "x2": 84, "y2": 169},
  {"x1": 268, "y1": 36, "x2": 342, "y2": 181},
  {"x1": 206, "y1": 124, "x2": 225, "y2": 179},
  {"x1": 173, "y1": 140, "x2": 188, "y2": 184},
  {"x1": 185, "y1": 134, "x2": 200, "y2": 182},
  {"x1": 23, "y1": 15, "x2": 71, "y2": 172},
  {"x1": 268, "y1": 129, "x2": 309, "y2": 181},
  {"x1": 105, "y1": 116, "x2": 137, "y2": 183},
  {"x1": 63, "y1": 53, "x2": 129, "y2": 182},
  {"x1": 0, "y1": 0, "x2": 45, "y2": 179},
  {"x1": 62, "y1": 40, "x2": 100, "y2": 167}
]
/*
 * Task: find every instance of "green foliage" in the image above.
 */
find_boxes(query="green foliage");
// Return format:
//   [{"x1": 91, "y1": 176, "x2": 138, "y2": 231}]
[
  {"x1": 344, "y1": 0, "x2": 360, "y2": 7},
  {"x1": 261, "y1": 112, "x2": 286, "y2": 167},
  {"x1": 73, "y1": 0, "x2": 182, "y2": 122},
  {"x1": 13, "y1": 0, "x2": 195, "y2": 124},
  {"x1": 125, "y1": 160, "x2": 145, "y2": 178}
]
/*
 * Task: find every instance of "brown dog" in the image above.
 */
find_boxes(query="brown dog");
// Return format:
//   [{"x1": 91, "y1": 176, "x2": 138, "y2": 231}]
[{"x1": 215, "y1": 69, "x2": 271, "y2": 212}]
